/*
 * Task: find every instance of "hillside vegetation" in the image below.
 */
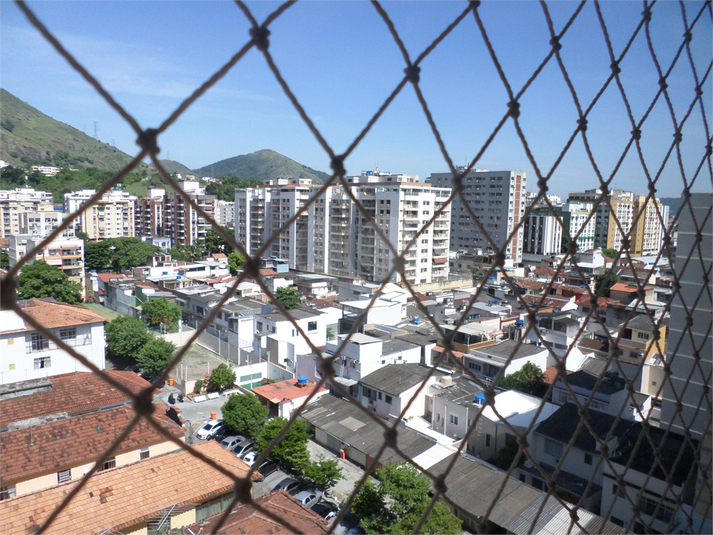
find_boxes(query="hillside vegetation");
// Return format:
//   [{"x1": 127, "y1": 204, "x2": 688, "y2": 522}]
[{"x1": 0, "y1": 89, "x2": 150, "y2": 173}]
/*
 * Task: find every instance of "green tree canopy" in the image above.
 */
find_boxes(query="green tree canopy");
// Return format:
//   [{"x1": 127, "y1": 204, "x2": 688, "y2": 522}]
[
  {"x1": 204, "y1": 227, "x2": 234, "y2": 255},
  {"x1": 495, "y1": 434, "x2": 525, "y2": 471},
  {"x1": 595, "y1": 271, "x2": 620, "y2": 297},
  {"x1": 304, "y1": 457, "x2": 343, "y2": 491},
  {"x1": 353, "y1": 463, "x2": 461, "y2": 535},
  {"x1": 601, "y1": 247, "x2": 619, "y2": 259},
  {"x1": 136, "y1": 337, "x2": 176, "y2": 378},
  {"x1": 256, "y1": 417, "x2": 311, "y2": 473},
  {"x1": 0, "y1": 249, "x2": 9, "y2": 269},
  {"x1": 84, "y1": 240, "x2": 112, "y2": 270},
  {"x1": 222, "y1": 393, "x2": 269, "y2": 437},
  {"x1": 141, "y1": 297, "x2": 181, "y2": 327},
  {"x1": 228, "y1": 251, "x2": 245, "y2": 275},
  {"x1": 105, "y1": 315, "x2": 154, "y2": 361},
  {"x1": 498, "y1": 362, "x2": 547, "y2": 397},
  {"x1": 274, "y1": 287, "x2": 300, "y2": 310},
  {"x1": 17, "y1": 261, "x2": 83, "y2": 305},
  {"x1": 109, "y1": 237, "x2": 160, "y2": 270},
  {"x1": 208, "y1": 363, "x2": 236, "y2": 393},
  {"x1": 170, "y1": 243, "x2": 203, "y2": 262}
]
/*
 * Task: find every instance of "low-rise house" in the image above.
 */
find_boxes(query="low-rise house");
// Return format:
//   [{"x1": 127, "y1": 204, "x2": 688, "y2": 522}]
[
  {"x1": 523, "y1": 310, "x2": 585, "y2": 358},
  {"x1": 609, "y1": 282, "x2": 655, "y2": 305},
  {"x1": 518, "y1": 403, "x2": 637, "y2": 514},
  {"x1": 437, "y1": 322, "x2": 499, "y2": 353},
  {"x1": 256, "y1": 307, "x2": 326, "y2": 369},
  {"x1": 338, "y1": 297, "x2": 403, "y2": 333},
  {"x1": 357, "y1": 363, "x2": 446, "y2": 421},
  {"x1": 464, "y1": 340, "x2": 553, "y2": 382},
  {"x1": 0, "y1": 298, "x2": 106, "y2": 385},
  {"x1": 251, "y1": 377, "x2": 329, "y2": 419},
  {"x1": 181, "y1": 490, "x2": 329, "y2": 535},
  {"x1": 0, "y1": 441, "x2": 261, "y2": 535},
  {"x1": 429, "y1": 375, "x2": 487, "y2": 442},
  {"x1": 552, "y1": 367, "x2": 635, "y2": 420}
]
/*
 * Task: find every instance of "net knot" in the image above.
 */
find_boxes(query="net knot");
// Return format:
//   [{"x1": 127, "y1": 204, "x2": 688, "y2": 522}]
[
  {"x1": 610, "y1": 61, "x2": 621, "y2": 75},
  {"x1": 569, "y1": 508, "x2": 579, "y2": 523},
  {"x1": 242, "y1": 255, "x2": 262, "y2": 281},
  {"x1": 621, "y1": 237, "x2": 630, "y2": 250},
  {"x1": 493, "y1": 252, "x2": 506, "y2": 268},
  {"x1": 249, "y1": 26, "x2": 271, "y2": 52},
  {"x1": 383, "y1": 427, "x2": 398, "y2": 449},
  {"x1": 452, "y1": 174, "x2": 465, "y2": 195},
  {"x1": 695, "y1": 85, "x2": 703, "y2": 97},
  {"x1": 683, "y1": 31, "x2": 692, "y2": 44},
  {"x1": 470, "y1": 0, "x2": 481, "y2": 9},
  {"x1": 641, "y1": 7, "x2": 652, "y2": 22},
  {"x1": 318, "y1": 356, "x2": 335, "y2": 378},
  {"x1": 331, "y1": 155, "x2": 346, "y2": 177},
  {"x1": 433, "y1": 474, "x2": 448, "y2": 495},
  {"x1": 658, "y1": 77, "x2": 668, "y2": 90},
  {"x1": 136, "y1": 128, "x2": 160, "y2": 156},
  {"x1": 549, "y1": 36, "x2": 562, "y2": 52},
  {"x1": 234, "y1": 477, "x2": 253, "y2": 504},
  {"x1": 647, "y1": 182, "x2": 656, "y2": 195},
  {"x1": 0, "y1": 275, "x2": 18, "y2": 311},
  {"x1": 706, "y1": 145, "x2": 712, "y2": 157},
  {"x1": 134, "y1": 387, "x2": 155, "y2": 417},
  {"x1": 537, "y1": 177, "x2": 549, "y2": 193},
  {"x1": 507, "y1": 100, "x2": 520, "y2": 119},
  {"x1": 393, "y1": 256, "x2": 405, "y2": 272},
  {"x1": 576, "y1": 118, "x2": 588, "y2": 132},
  {"x1": 567, "y1": 240, "x2": 578, "y2": 255},
  {"x1": 631, "y1": 128, "x2": 642, "y2": 141},
  {"x1": 673, "y1": 130, "x2": 683, "y2": 144},
  {"x1": 404, "y1": 65, "x2": 421, "y2": 84}
]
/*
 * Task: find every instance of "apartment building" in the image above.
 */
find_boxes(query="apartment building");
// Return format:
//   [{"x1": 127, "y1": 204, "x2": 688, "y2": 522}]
[
  {"x1": 552, "y1": 202, "x2": 597, "y2": 252},
  {"x1": 236, "y1": 173, "x2": 451, "y2": 285},
  {"x1": 0, "y1": 187, "x2": 59, "y2": 238},
  {"x1": 568, "y1": 189, "x2": 669, "y2": 255},
  {"x1": 134, "y1": 187, "x2": 165, "y2": 237},
  {"x1": 9, "y1": 235, "x2": 86, "y2": 298},
  {"x1": 64, "y1": 188, "x2": 137, "y2": 239},
  {"x1": 523, "y1": 209, "x2": 563, "y2": 255},
  {"x1": 214, "y1": 200, "x2": 235, "y2": 227},
  {"x1": 162, "y1": 190, "x2": 216, "y2": 246},
  {"x1": 429, "y1": 169, "x2": 526, "y2": 265}
]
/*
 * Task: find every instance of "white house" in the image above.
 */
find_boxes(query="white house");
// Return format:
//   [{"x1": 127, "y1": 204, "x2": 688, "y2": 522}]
[
  {"x1": 339, "y1": 297, "x2": 403, "y2": 333},
  {"x1": 256, "y1": 307, "x2": 326, "y2": 370},
  {"x1": 0, "y1": 298, "x2": 106, "y2": 385},
  {"x1": 464, "y1": 340, "x2": 553, "y2": 382}
]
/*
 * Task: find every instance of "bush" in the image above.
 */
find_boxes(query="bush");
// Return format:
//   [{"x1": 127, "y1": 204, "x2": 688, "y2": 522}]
[{"x1": 194, "y1": 379, "x2": 204, "y2": 393}]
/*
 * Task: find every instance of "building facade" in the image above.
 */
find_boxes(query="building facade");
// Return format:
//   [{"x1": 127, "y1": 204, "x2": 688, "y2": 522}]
[
  {"x1": 0, "y1": 187, "x2": 59, "y2": 238},
  {"x1": 64, "y1": 188, "x2": 137, "y2": 240},
  {"x1": 429, "y1": 169, "x2": 526, "y2": 265},
  {"x1": 523, "y1": 210, "x2": 563, "y2": 255}
]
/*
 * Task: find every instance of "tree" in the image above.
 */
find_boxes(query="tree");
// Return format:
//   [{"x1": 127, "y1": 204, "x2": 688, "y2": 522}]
[
  {"x1": 595, "y1": 271, "x2": 619, "y2": 297},
  {"x1": 601, "y1": 247, "x2": 619, "y2": 259},
  {"x1": 498, "y1": 362, "x2": 547, "y2": 397},
  {"x1": 495, "y1": 434, "x2": 524, "y2": 470},
  {"x1": 17, "y1": 261, "x2": 83, "y2": 305},
  {"x1": 136, "y1": 337, "x2": 176, "y2": 378},
  {"x1": 204, "y1": 227, "x2": 234, "y2": 254},
  {"x1": 110, "y1": 237, "x2": 160, "y2": 270},
  {"x1": 304, "y1": 457, "x2": 343, "y2": 491},
  {"x1": 353, "y1": 463, "x2": 461, "y2": 535},
  {"x1": 274, "y1": 287, "x2": 300, "y2": 310},
  {"x1": 391, "y1": 501, "x2": 463, "y2": 535},
  {"x1": 141, "y1": 297, "x2": 181, "y2": 327},
  {"x1": 84, "y1": 240, "x2": 112, "y2": 270},
  {"x1": 222, "y1": 393, "x2": 269, "y2": 437},
  {"x1": 170, "y1": 243, "x2": 203, "y2": 262},
  {"x1": 256, "y1": 417, "x2": 311, "y2": 473},
  {"x1": 326, "y1": 327, "x2": 335, "y2": 341},
  {"x1": 0, "y1": 249, "x2": 9, "y2": 269},
  {"x1": 228, "y1": 251, "x2": 245, "y2": 275},
  {"x1": 105, "y1": 316, "x2": 154, "y2": 361},
  {"x1": 208, "y1": 363, "x2": 236, "y2": 393}
]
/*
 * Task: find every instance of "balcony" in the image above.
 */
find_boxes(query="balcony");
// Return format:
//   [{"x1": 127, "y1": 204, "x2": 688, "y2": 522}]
[{"x1": 26, "y1": 334, "x2": 92, "y2": 353}]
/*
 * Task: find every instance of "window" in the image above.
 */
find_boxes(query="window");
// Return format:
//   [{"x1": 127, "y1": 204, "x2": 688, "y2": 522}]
[
  {"x1": 545, "y1": 439, "x2": 563, "y2": 458},
  {"x1": 378, "y1": 392, "x2": 382, "y2": 401},
  {"x1": 0, "y1": 485, "x2": 16, "y2": 501},
  {"x1": 486, "y1": 434, "x2": 491, "y2": 447},
  {"x1": 147, "y1": 520, "x2": 167, "y2": 535},
  {"x1": 308, "y1": 321, "x2": 317, "y2": 331},
  {"x1": 34, "y1": 357, "x2": 51, "y2": 369},
  {"x1": 610, "y1": 517, "x2": 625, "y2": 527},
  {"x1": 57, "y1": 469, "x2": 72, "y2": 484},
  {"x1": 437, "y1": 413, "x2": 441, "y2": 422},
  {"x1": 140, "y1": 447, "x2": 150, "y2": 460},
  {"x1": 385, "y1": 395, "x2": 392, "y2": 404},
  {"x1": 584, "y1": 453, "x2": 593, "y2": 465},
  {"x1": 637, "y1": 332, "x2": 651, "y2": 340},
  {"x1": 59, "y1": 327, "x2": 76, "y2": 342},
  {"x1": 519, "y1": 474, "x2": 527, "y2": 483},
  {"x1": 98, "y1": 457, "x2": 116, "y2": 471},
  {"x1": 531, "y1": 478, "x2": 544, "y2": 491},
  {"x1": 30, "y1": 332, "x2": 49, "y2": 352},
  {"x1": 639, "y1": 495, "x2": 675, "y2": 523},
  {"x1": 449, "y1": 414, "x2": 459, "y2": 425}
]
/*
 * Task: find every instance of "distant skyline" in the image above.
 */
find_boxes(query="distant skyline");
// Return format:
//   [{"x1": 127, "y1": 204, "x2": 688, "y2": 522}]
[{"x1": 2, "y1": 1, "x2": 711, "y2": 198}]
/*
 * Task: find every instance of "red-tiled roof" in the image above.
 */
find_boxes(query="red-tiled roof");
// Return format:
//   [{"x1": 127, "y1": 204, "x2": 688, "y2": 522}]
[
  {"x1": 6, "y1": 298, "x2": 106, "y2": 334},
  {"x1": 534, "y1": 267, "x2": 556, "y2": 276},
  {"x1": 0, "y1": 403, "x2": 185, "y2": 485},
  {"x1": 252, "y1": 378, "x2": 327, "y2": 404},
  {"x1": 543, "y1": 366, "x2": 571, "y2": 385},
  {"x1": 0, "y1": 441, "x2": 258, "y2": 535},
  {"x1": 610, "y1": 282, "x2": 653, "y2": 293},
  {"x1": 259, "y1": 268, "x2": 278, "y2": 277},
  {"x1": 432, "y1": 345, "x2": 466, "y2": 359},
  {"x1": 433, "y1": 257, "x2": 448, "y2": 264},
  {"x1": 184, "y1": 490, "x2": 329, "y2": 534},
  {"x1": 97, "y1": 273, "x2": 128, "y2": 282},
  {"x1": 515, "y1": 280, "x2": 546, "y2": 291},
  {"x1": 309, "y1": 295, "x2": 340, "y2": 309},
  {"x1": 0, "y1": 371, "x2": 150, "y2": 428},
  {"x1": 211, "y1": 253, "x2": 227, "y2": 260}
]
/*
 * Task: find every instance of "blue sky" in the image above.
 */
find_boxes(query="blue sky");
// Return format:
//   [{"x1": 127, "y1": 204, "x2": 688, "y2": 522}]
[{"x1": 2, "y1": 1, "x2": 711, "y2": 198}]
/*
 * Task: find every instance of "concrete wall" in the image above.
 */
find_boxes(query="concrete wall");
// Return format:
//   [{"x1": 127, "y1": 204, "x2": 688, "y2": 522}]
[{"x1": 410, "y1": 276, "x2": 473, "y2": 294}]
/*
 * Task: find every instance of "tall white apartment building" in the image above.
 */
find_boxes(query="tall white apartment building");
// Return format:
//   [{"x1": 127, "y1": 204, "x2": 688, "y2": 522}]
[
  {"x1": 235, "y1": 173, "x2": 451, "y2": 285},
  {"x1": 0, "y1": 187, "x2": 60, "y2": 238},
  {"x1": 429, "y1": 169, "x2": 527, "y2": 265},
  {"x1": 214, "y1": 200, "x2": 235, "y2": 228},
  {"x1": 554, "y1": 202, "x2": 597, "y2": 252},
  {"x1": 523, "y1": 210, "x2": 563, "y2": 255},
  {"x1": 64, "y1": 189, "x2": 137, "y2": 240}
]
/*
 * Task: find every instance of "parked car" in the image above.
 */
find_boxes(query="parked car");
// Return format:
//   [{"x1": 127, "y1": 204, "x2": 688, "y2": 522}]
[
  {"x1": 242, "y1": 451, "x2": 258, "y2": 466},
  {"x1": 124, "y1": 365, "x2": 141, "y2": 373},
  {"x1": 232, "y1": 439, "x2": 255, "y2": 458},
  {"x1": 272, "y1": 476, "x2": 300, "y2": 495},
  {"x1": 311, "y1": 501, "x2": 340, "y2": 521},
  {"x1": 196, "y1": 420, "x2": 224, "y2": 440},
  {"x1": 294, "y1": 489, "x2": 323, "y2": 509},
  {"x1": 256, "y1": 459, "x2": 279, "y2": 480},
  {"x1": 220, "y1": 436, "x2": 245, "y2": 451}
]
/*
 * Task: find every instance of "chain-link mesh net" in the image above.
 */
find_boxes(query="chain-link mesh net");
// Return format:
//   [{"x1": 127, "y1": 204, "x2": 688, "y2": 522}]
[{"x1": 2, "y1": 0, "x2": 711, "y2": 534}]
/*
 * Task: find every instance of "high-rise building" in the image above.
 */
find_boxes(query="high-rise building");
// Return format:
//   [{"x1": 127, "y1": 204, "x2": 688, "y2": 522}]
[
  {"x1": 568, "y1": 189, "x2": 668, "y2": 255},
  {"x1": 523, "y1": 210, "x2": 562, "y2": 255},
  {"x1": 235, "y1": 173, "x2": 451, "y2": 285},
  {"x1": 214, "y1": 200, "x2": 235, "y2": 228},
  {"x1": 134, "y1": 188, "x2": 166, "y2": 238},
  {"x1": 64, "y1": 189, "x2": 137, "y2": 240},
  {"x1": 554, "y1": 202, "x2": 597, "y2": 252},
  {"x1": 0, "y1": 187, "x2": 60, "y2": 238},
  {"x1": 429, "y1": 169, "x2": 526, "y2": 265}
]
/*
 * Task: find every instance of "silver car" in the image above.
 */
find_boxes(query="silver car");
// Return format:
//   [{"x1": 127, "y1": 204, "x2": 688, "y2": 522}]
[{"x1": 293, "y1": 489, "x2": 323, "y2": 509}]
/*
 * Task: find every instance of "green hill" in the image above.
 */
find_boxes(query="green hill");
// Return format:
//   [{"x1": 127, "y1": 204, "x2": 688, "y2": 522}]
[
  {"x1": 156, "y1": 159, "x2": 195, "y2": 176},
  {"x1": 0, "y1": 88, "x2": 150, "y2": 172},
  {"x1": 195, "y1": 149, "x2": 331, "y2": 184}
]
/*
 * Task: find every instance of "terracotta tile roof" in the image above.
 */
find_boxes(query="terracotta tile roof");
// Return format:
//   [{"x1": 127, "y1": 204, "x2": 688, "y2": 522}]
[
  {"x1": 576, "y1": 294, "x2": 617, "y2": 308},
  {"x1": 610, "y1": 282, "x2": 653, "y2": 292},
  {"x1": 515, "y1": 280, "x2": 546, "y2": 291},
  {"x1": 1, "y1": 403, "x2": 185, "y2": 485},
  {"x1": 522, "y1": 294, "x2": 571, "y2": 308},
  {"x1": 579, "y1": 338, "x2": 606, "y2": 351},
  {"x1": 7, "y1": 298, "x2": 106, "y2": 334},
  {"x1": 184, "y1": 490, "x2": 329, "y2": 535},
  {"x1": 432, "y1": 345, "x2": 466, "y2": 359},
  {"x1": 534, "y1": 267, "x2": 556, "y2": 276},
  {"x1": 0, "y1": 441, "x2": 258, "y2": 535},
  {"x1": 551, "y1": 282, "x2": 588, "y2": 294},
  {"x1": 309, "y1": 295, "x2": 340, "y2": 309},
  {"x1": 252, "y1": 378, "x2": 327, "y2": 404},
  {"x1": 543, "y1": 365, "x2": 571, "y2": 385},
  {"x1": 0, "y1": 371, "x2": 150, "y2": 428},
  {"x1": 259, "y1": 268, "x2": 278, "y2": 277},
  {"x1": 96, "y1": 273, "x2": 128, "y2": 282},
  {"x1": 211, "y1": 253, "x2": 227, "y2": 260}
]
